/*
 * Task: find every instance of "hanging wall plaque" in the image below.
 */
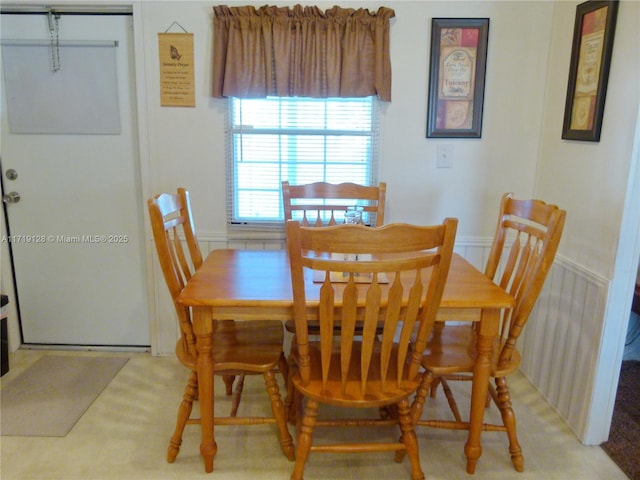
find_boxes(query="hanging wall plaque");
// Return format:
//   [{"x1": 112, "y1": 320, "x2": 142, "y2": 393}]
[{"x1": 158, "y1": 30, "x2": 195, "y2": 107}]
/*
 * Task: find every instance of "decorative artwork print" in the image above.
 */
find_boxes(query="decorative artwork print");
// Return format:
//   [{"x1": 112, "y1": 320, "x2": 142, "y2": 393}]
[
  {"x1": 562, "y1": 0, "x2": 618, "y2": 141},
  {"x1": 426, "y1": 18, "x2": 489, "y2": 138}
]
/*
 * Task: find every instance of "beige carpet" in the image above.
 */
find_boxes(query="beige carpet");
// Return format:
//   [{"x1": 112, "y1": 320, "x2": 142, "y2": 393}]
[{"x1": 1, "y1": 355, "x2": 128, "y2": 437}]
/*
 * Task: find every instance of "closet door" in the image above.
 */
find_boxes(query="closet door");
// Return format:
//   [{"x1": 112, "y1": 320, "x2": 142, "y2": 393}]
[{"x1": 1, "y1": 12, "x2": 149, "y2": 347}]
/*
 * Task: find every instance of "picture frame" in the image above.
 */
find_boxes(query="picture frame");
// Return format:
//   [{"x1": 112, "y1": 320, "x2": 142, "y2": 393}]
[
  {"x1": 562, "y1": 0, "x2": 619, "y2": 142},
  {"x1": 426, "y1": 18, "x2": 489, "y2": 138}
]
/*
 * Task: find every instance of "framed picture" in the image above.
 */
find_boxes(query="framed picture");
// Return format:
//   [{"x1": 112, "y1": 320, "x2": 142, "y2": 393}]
[
  {"x1": 562, "y1": 0, "x2": 619, "y2": 142},
  {"x1": 426, "y1": 18, "x2": 489, "y2": 138}
]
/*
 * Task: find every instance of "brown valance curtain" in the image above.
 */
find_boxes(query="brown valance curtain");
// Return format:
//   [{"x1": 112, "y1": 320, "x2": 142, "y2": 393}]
[{"x1": 212, "y1": 5, "x2": 395, "y2": 101}]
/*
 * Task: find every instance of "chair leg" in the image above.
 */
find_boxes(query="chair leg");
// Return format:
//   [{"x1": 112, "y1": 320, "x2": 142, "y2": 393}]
[
  {"x1": 410, "y1": 370, "x2": 433, "y2": 424},
  {"x1": 290, "y1": 398, "x2": 318, "y2": 480},
  {"x1": 430, "y1": 376, "x2": 441, "y2": 398},
  {"x1": 229, "y1": 374, "x2": 245, "y2": 417},
  {"x1": 278, "y1": 352, "x2": 289, "y2": 388},
  {"x1": 284, "y1": 354, "x2": 298, "y2": 424},
  {"x1": 440, "y1": 378, "x2": 463, "y2": 422},
  {"x1": 167, "y1": 371, "x2": 198, "y2": 463},
  {"x1": 293, "y1": 388, "x2": 304, "y2": 433},
  {"x1": 494, "y1": 376, "x2": 524, "y2": 472},
  {"x1": 395, "y1": 397, "x2": 425, "y2": 480},
  {"x1": 263, "y1": 370, "x2": 295, "y2": 461},
  {"x1": 222, "y1": 375, "x2": 235, "y2": 396},
  {"x1": 379, "y1": 403, "x2": 398, "y2": 420}
]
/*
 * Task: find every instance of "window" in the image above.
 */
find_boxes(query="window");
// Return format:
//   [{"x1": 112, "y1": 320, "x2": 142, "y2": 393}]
[{"x1": 227, "y1": 96, "x2": 379, "y2": 226}]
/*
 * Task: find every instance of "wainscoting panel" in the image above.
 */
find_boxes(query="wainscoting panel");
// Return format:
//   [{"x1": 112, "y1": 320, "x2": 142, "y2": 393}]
[{"x1": 519, "y1": 257, "x2": 608, "y2": 442}]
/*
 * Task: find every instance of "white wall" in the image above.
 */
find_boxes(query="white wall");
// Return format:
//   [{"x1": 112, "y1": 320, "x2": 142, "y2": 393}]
[
  {"x1": 138, "y1": 1, "x2": 228, "y2": 236},
  {"x1": 381, "y1": 1, "x2": 553, "y2": 234},
  {"x1": 530, "y1": 0, "x2": 640, "y2": 444},
  {"x1": 138, "y1": 1, "x2": 554, "y2": 240},
  {"x1": 137, "y1": 0, "x2": 555, "y2": 353},
  {"x1": 537, "y1": 1, "x2": 639, "y2": 275}
]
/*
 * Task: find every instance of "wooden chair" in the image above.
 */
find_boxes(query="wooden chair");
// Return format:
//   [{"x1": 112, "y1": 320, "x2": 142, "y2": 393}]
[
  {"x1": 282, "y1": 181, "x2": 386, "y2": 332},
  {"x1": 286, "y1": 218, "x2": 458, "y2": 480},
  {"x1": 282, "y1": 181, "x2": 386, "y2": 228},
  {"x1": 410, "y1": 192, "x2": 566, "y2": 472},
  {"x1": 148, "y1": 188, "x2": 294, "y2": 464},
  {"x1": 282, "y1": 181, "x2": 387, "y2": 418}
]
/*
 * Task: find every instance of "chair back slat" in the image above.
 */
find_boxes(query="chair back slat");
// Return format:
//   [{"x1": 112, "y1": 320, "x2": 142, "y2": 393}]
[
  {"x1": 287, "y1": 219, "x2": 457, "y2": 400},
  {"x1": 396, "y1": 271, "x2": 425, "y2": 383},
  {"x1": 339, "y1": 279, "x2": 358, "y2": 393},
  {"x1": 319, "y1": 278, "x2": 335, "y2": 389},
  {"x1": 484, "y1": 193, "x2": 566, "y2": 367},
  {"x1": 379, "y1": 274, "x2": 402, "y2": 385},
  {"x1": 360, "y1": 278, "x2": 381, "y2": 394},
  {"x1": 171, "y1": 226, "x2": 193, "y2": 283},
  {"x1": 283, "y1": 181, "x2": 386, "y2": 227},
  {"x1": 508, "y1": 234, "x2": 530, "y2": 298}
]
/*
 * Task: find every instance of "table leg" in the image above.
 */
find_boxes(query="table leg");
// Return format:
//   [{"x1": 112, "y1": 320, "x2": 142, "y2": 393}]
[
  {"x1": 193, "y1": 307, "x2": 216, "y2": 473},
  {"x1": 464, "y1": 308, "x2": 499, "y2": 474}
]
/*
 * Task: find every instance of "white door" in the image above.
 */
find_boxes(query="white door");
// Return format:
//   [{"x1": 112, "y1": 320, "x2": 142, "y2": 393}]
[{"x1": 0, "y1": 12, "x2": 149, "y2": 347}]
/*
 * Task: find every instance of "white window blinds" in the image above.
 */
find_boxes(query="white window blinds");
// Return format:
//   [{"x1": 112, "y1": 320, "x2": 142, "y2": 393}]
[{"x1": 226, "y1": 96, "x2": 380, "y2": 227}]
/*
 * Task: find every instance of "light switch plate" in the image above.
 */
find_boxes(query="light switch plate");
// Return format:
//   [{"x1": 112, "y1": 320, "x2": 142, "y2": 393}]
[{"x1": 436, "y1": 144, "x2": 453, "y2": 168}]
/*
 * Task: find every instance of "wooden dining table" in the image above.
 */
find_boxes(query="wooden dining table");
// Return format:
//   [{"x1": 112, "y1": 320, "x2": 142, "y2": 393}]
[{"x1": 178, "y1": 248, "x2": 514, "y2": 474}]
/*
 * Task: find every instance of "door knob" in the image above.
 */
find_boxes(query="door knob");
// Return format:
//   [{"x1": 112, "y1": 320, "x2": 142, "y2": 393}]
[{"x1": 2, "y1": 191, "x2": 20, "y2": 204}]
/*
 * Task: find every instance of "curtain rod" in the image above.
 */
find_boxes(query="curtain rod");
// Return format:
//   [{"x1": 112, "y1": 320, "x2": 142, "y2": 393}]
[
  {"x1": 1, "y1": 11, "x2": 132, "y2": 16},
  {"x1": 0, "y1": 6, "x2": 132, "y2": 15},
  {"x1": 1, "y1": 39, "x2": 119, "y2": 47}
]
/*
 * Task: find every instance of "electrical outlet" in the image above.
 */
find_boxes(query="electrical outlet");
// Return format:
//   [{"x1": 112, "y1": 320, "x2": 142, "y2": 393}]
[{"x1": 436, "y1": 144, "x2": 453, "y2": 168}]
